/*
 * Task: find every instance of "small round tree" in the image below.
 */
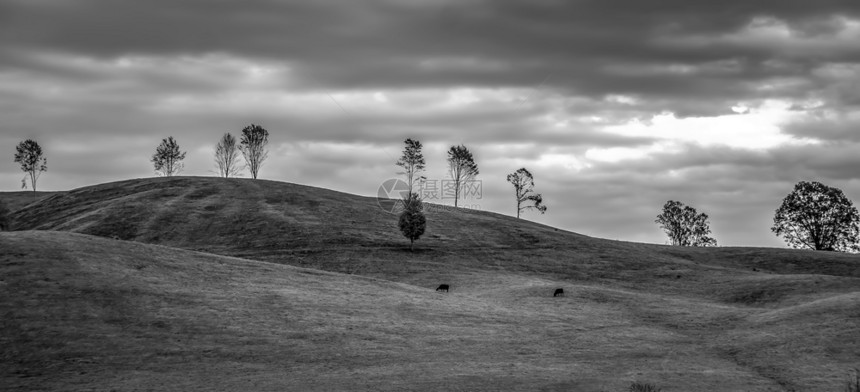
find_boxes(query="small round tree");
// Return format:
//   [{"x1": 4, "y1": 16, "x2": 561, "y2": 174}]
[
  {"x1": 772, "y1": 181, "x2": 860, "y2": 252},
  {"x1": 398, "y1": 192, "x2": 426, "y2": 251}
]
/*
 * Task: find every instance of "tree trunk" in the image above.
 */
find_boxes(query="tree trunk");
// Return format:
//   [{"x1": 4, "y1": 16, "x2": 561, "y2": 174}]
[
  {"x1": 30, "y1": 171, "x2": 37, "y2": 200},
  {"x1": 454, "y1": 176, "x2": 460, "y2": 208},
  {"x1": 410, "y1": 238, "x2": 414, "y2": 252}
]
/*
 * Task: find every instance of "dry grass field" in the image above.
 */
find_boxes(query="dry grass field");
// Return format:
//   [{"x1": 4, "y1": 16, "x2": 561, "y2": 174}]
[
  {"x1": 2, "y1": 177, "x2": 858, "y2": 391},
  {"x1": 0, "y1": 190, "x2": 56, "y2": 213}
]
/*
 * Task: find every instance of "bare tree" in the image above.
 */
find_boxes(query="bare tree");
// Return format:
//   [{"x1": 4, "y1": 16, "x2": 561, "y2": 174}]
[
  {"x1": 214, "y1": 132, "x2": 242, "y2": 178},
  {"x1": 14, "y1": 139, "x2": 47, "y2": 195},
  {"x1": 506, "y1": 167, "x2": 547, "y2": 219},
  {"x1": 447, "y1": 144, "x2": 479, "y2": 207},
  {"x1": 395, "y1": 138, "x2": 426, "y2": 195},
  {"x1": 151, "y1": 136, "x2": 186, "y2": 177},
  {"x1": 239, "y1": 124, "x2": 269, "y2": 179},
  {"x1": 655, "y1": 200, "x2": 717, "y2": 247}
]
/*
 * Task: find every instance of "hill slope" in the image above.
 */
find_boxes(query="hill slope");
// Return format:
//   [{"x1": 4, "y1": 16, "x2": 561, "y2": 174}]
[
  {"x1": 3, "y1": 231, "x2": 858, "y2": 391},
  {"x1": 4, "y1": 177, "x2": 860, "y2": 390},
  {"x1": 9, "y1": 176, "x2": 584, "y2": 250},
  {"x1": 9, "y1": 177, "x2": 859, "y2": 294},
  {"x1": 0, "y1": 191, "x2": 59, "y2": 213}
]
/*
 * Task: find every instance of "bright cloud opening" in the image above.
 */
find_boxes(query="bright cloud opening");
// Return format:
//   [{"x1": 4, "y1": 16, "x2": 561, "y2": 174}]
[{"x1": 601, "y1": 100, "x2": 818, "y2": 150}]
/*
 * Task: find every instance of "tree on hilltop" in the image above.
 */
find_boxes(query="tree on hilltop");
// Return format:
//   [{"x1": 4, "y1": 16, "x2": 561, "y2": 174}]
[
  {"x1": 239, "y1": 124, "x2": 269, "y2": 179},
  {"x1": 215, "y1": 132, "x2": 242, "y2": 178},
  {"x1": 396, "y1": 138, "x2": 426, "y2": 195},
  {"x1": 507, "y1": 167, "x2": 546, "y2": 219},
  {"x1": 151, "y1": 136, "x2": 186, "y2": 177},
  {"x1": 14, "y1": 139, "x2": 47, "y2": 195},
  {"x1": 655, "y1": 200, "x2": 717, "y2": 247},
  {"x1": 772, "y1": 181, "x2": 859, "y2": 252},
  {"x1": 447, "y1": 144, "x2": 479, "y2": 207}
]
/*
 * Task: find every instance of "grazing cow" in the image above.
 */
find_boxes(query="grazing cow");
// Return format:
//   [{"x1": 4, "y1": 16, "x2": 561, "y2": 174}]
[
  {"x1": 436, "y1": 284, "x2": 449, "y2": 292},
  {"x1": 553, "y1": 288, "x2": 564, "y2": 297}
]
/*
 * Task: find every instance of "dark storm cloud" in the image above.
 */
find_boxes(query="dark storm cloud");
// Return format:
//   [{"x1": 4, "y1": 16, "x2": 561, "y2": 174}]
[
  {"x1": 4, "y1": 1, "x2": 859, "y2": 99},
  {"x1": 3, "y1": 0, "x2": 857, "y2": 130},
  {"x1": 0, "y1": 51, "x2": 657, "y2": 148},
  {"x1": 783, "y1": 113, "x2": 860, "y2": 143}
]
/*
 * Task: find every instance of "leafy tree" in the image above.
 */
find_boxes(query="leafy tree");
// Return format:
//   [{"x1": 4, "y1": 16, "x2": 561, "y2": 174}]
[
  {"x1": 0, "y1": 199, "x2": 10, "y2": 231},
  {"x1": 14, "y1": 139, "x2": 47, "y2": 194},
  {"x1": 446, "y1": 144, "x2": 479, "y2": 207},
  {"x1": 772, "y1": 181, "x2": 860, "y2": 252},
  {"x1": 214, "y1": 132, "x2": 242, "y2": 178},
  {"x1": 506, "y1": 167, "x2": 546, "y2": 219},
  {"x1": 655, "y1": 200, "x2": 717, "y2": 247},
  {"x1": 398, "y1": 192, "x2": 426, "y2": 251},
  {"x1": 239, "y1": 124, "x2": 269, "y2": 179},
  {"x1": 151, "y1": 136, "x2": 186, "y2": 177},
  {"x1": 395, "y1": 138, "x2": 426, "y2": 195}
]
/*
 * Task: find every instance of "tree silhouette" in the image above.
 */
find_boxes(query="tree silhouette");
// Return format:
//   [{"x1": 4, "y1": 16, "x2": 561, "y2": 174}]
[
  {"x1": 655, "y1": 200, "x2": 717, "y2": 247},
  {"x1": 14, "y1": 139, "x2": 47, "y2": 195},
  {"x1": 506, "y1": 167, "x2": 546, "y2": 218},
  {"x1": 446, "y1": 144, "x2": 479, "y2": 207},
  {"x1": 239, "y1": 124, "x2": 269, "y2": 179},
  {"x1": 398, "y1": 192, "x2": 426, "y2": 251},
  {"x1": 214, "y1": 132, "x2": 242, "y2": 178},
  {"x1": 396, "y1": 138, "x2": 426, "y2": 195},
  {"x1": 151, "y1": 136, "x2": 186, "y2": 177},
  {"x1": 772, "y1": 181, "x2": 859, "y2": 251}
]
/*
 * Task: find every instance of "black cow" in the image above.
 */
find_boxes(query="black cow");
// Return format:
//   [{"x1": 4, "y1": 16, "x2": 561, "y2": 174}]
[
  {"x1": 553, "y1": 288, "x2": 564, "y2": 297},
  {"x1": 436, "y1": 284, "x2": 449, "y2": 292}
]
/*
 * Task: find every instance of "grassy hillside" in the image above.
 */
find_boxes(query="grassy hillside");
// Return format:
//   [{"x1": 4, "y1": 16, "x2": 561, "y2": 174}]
[
  {"x1": 3, "y1": 231, "x2": 857, "y2": 391},
  {"x1": 9, "y1": 176, "x2": 584, "y2": 250},
  {"x1": 0, "y1": 190, "x2": 60, "y2": 214},
  {"x1": 9, "y1": 177, "x2": 859, "y2": 297},
  {"x1": 4, "y1": 177, "x2": 860, "y2": 390}
]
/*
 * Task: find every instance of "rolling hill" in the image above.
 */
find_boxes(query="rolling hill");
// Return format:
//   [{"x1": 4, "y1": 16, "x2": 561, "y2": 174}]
[
  {"x1": 2, "y1": 176, "x2": 859, "y2": 391},
  {"x1": 0, "y1": 190, "x2": 58, "y2": 213}
]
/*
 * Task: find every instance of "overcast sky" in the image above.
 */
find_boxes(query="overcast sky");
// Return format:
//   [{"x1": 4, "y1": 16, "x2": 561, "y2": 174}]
[{"x1": 2, "y1": 0, "x2": 860, "y2": 247}]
